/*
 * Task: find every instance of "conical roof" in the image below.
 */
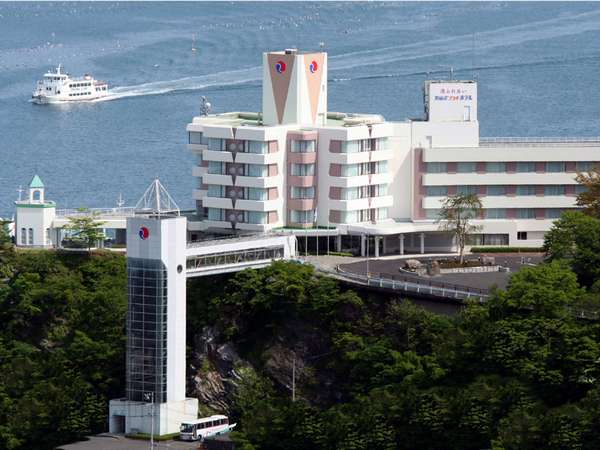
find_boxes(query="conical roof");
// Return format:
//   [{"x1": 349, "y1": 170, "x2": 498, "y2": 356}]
[
  {"x1": 135, "y1": 178, "x2": 180, "y2": 216},
  {"x1": 29, "y1": 175, "x2": 44, "y2": 189}
]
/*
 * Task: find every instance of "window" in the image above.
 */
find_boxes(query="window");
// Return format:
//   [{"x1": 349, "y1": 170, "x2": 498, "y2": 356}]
[
  {"x1": 28, "y1": 228, "x2": 34, "y2": 245},
  {"x1": 575, "y1": 185, "x2": 587, "y2": 194},
  {"x1": 426, "y1": 186, "x2": 448, "y2": 196},
  {"x1": 208, "y1": 161, "x2": 225, "y2": 174},
  {"x1": 291, "y1": 140, "x2": 315, "y2": 153},
  {"x1": 576, "y1": 161, "x2": 596, "y2": 172},
  {"x1": 290, "y1": 210, "x2": 315, "y2": 223},
  {"x1": 545, "y1": 208, "x2": 565, "y2": 219},
  {"x1": 426, "y1": 209, "x2": 442, "y2": 220},
  {"x1": 467, "y1": 234, "x2": 509, "y2": 246},
  {"x1": 516, "y1": 162, "x2": 536, "y2": 173},
  {"x1": 247, "y1": 188, "x2": 268, "y2": 201},
  {"x1": 544, "y1": 185, "x2": 565, "y2": 196},
  {"x1": 46, "y1": 228, "x2": 51, "y2": 245},
  {"x1": 207, "y1": 208, "x2": 224, "y2": 221},
  {"x1": 516, "y1": 209, "x2": 536, "y2": 219},
  {"x1": 207, "y1": 185, "x2": 224, "y2": 197},
  {"x1": 426, "y1": 162, "x2": 447, "y2": 173},
  {"x1": 517, "y1": 231, "x2": 528, "y2": 240},
  {"x1": 485, "y1": 209, "x2": 506, "y2": 219},
  {"x1": 291, "y1": 163, "x2": 315, "y2": 176},
  {"x1": 21, "y1": 228, "x2": 26, "y2": 245},
  {"x1": 247, "y1": 141, "x2": 268, "y2": 154},
  {"x1": 456, "y1": 162, "x2": 477, "y2": 173},
  {"x1": 340, "y1": 138, "x2": 386, "y2": 153},
  {"x1": 247, "y1": 164, "x2": 268, "y2": 177},
  {"x1": 516, "y1": 185, "x2": 537, "y2": 196},
  {"x1": 291, "y1": 186, "x2": 315, "y2": 199},
  {"x1": 486, "y1": 162, "x2": 506, "y2": 173},
  {"x1": 207, "y1": 138, "x2": 225, "y2": 151},
  {"x1": 487, "y1": 186, "x2": 506, "y2": 196},
  {"x1": 247, "y1": 211, "x2": 268, "y2": 224},
  {"x1": 189, "y1": 132, "x2": 208, "y2": 145},
  {"x1": 377, "y1": 208, "x2": 388, "y2": 220},
  {"x1": 456, "y1": 185, "x2": 477, "y2": 195},
  {"x1": 341, "y1": 141, "x2": 360, "y2": 153},
  {"x1": 546, "y1": 162, "x2": 565, "y2": 172}
]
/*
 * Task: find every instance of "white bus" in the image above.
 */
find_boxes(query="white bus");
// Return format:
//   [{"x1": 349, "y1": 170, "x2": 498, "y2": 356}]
[{"x1": 180, "y1": 415, "x2": 236, "y2": 441}]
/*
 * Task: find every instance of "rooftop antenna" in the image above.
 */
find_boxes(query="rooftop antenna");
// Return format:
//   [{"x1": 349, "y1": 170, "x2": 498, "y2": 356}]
[
  {"x1": 199, "y1": 96, "x2": 212, "y2": 116},
  {"x1": 116, "y1": 193, "x2": 125, "y2": 209},
  {"x1": 319, "y1": 41, "x2": 325, "y2": 51},
  {"x1": 17, "y1": 185, "x2": 23, "y2": 201}
]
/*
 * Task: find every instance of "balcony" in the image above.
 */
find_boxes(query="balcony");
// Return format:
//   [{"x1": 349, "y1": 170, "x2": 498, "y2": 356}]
[
  {"x1": 329, "y1": 172, "x2": 392, "y2": 188},
  {"x1": 202, "y1": 149, "x2": 234, "y2": 163},
  {"x1": 235, "y1": 175, "x2": 280, "y2": 188},
  {"x1": 202, "y1": 196, "x2": 233, "y2": 209},
  {"x1": 235, "y1": 199, "x2": 280, "y2": 212},
  {"x1": 202, "y1": 173, "x2": 234, "y2": 186},
  {"x1": 187, "y1": 143, "x2": 208, "y2": 154},
  {"x1": 329, "y1": 149, "x2": 393, "y2": 165},
  {"x1": 329, "y1": 195, "x2": 393, "y2": 211},
  {"x1": 235, "y1": 152, "x2": 280, "y2": 165}
]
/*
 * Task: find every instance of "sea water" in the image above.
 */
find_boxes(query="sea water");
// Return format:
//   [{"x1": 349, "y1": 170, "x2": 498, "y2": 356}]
[{"x1": 1, "y1": 2, "x2": 600, "y2": 216}]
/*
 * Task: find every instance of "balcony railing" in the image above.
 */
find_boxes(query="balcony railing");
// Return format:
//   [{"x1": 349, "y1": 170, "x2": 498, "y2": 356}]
[{"x1": 480, "y1": 137, "x2": 600, "y2": 147}]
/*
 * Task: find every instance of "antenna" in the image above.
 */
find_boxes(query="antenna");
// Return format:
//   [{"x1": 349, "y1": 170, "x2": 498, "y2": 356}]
[
  {"x1": 319, "y1": 41, "x2": 325, "y2": 51},
  {"x1": 116, "y1": 193, "x2": 125, "y2": 209},
  {"x1": 17, "y1": 185, "x2": 23, "y2": 201},
  {"x1": 199, "y1": 96, "x2": 212, "y2": 116}
]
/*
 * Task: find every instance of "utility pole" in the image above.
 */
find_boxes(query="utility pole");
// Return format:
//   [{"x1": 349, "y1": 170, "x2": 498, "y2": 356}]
[
  {"x1": 292, "y1": 352, "x2": 296, "y2": 402},
  {"x1": 144, "y1": 392, "x2": 155, "y2": 449},
  {"x1": 366, "y1": 232, "x2": 370, "y2": 278}
]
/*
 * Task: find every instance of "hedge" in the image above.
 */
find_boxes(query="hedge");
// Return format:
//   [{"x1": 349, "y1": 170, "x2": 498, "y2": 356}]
[{"x1": 470, "y1": 247, "x2": 544, "y2": 253}]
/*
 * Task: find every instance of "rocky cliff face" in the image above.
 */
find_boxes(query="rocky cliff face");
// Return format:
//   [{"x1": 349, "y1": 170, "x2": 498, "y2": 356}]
[{"x1": 187, "y1": 323, "x2": 337, "y2": 413}]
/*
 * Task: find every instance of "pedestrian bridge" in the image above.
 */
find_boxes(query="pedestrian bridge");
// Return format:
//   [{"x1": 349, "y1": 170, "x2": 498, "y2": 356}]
[{"x1": 185, "y1": 234, "x2": 297, "y2": 277}]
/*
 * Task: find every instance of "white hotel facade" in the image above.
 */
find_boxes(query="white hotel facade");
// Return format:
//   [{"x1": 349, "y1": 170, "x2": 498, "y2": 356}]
[{"x1": 186, "y1": 48, "x2": 599, "y2": 255}]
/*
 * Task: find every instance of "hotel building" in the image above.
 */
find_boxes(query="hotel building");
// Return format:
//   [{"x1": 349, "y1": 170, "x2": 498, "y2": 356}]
[{"x1": 186, "y1": 49, "x2": 599, "y2": 255}]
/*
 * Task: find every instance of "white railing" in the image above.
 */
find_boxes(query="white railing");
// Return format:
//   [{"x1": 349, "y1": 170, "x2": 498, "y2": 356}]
[
  {"x1": 55, "y1": 207, "x2": 136, "y2": 218},
  {"x1": 480, "y1": 137, "x2": 600, "y2": 147}
]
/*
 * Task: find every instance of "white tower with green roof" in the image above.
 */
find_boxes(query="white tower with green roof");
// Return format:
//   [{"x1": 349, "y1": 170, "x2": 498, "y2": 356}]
[{"x1": 14, "y1": 175, "x2": 56, "y2": 247}]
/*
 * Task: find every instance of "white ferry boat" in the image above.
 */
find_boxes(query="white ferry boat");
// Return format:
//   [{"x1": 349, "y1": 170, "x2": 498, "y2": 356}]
[
  {"x1": 32, "y1": 65, "x2": 109, "y2": 104},
  {"x1": 180, "y1": 415, "x2": 236, "y2": 441}
]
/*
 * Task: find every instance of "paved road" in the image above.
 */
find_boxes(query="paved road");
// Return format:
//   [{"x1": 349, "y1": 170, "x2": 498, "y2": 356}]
[
  {"x1": 58, "y1": 434, "x2": 200, "y2": 450},
  {"x1": 339, "y1": 254, "x2": 544, "y2": 291}
]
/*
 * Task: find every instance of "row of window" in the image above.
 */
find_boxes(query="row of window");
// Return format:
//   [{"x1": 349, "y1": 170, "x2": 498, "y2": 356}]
[
  {"x1": 426, "y1": 184, "x2": 586, "y2": 196},
  {"x1": 340, "y1": 184, "x2": 388, "y2": 200},
  {"x1": 291, "y1": 140, "x2": 316, "y2": 153},
  {"x1": 341, "y1": 138, "x2": 388, "y2": 153},
  {"x1": 339, "y1": 207, "x2": 388, "y2": 223},
  {"x1": 69, "y1": 82, "x2": 92, "y2": 88},
  {"x1": 425, "y1": 208, "x2": 571, "y2": 220},
  {"x1": 426, "y1": 161, "x2": 597, "y2": 174},
  {"x1": 207, "y1": 208, "x2": 270, "y2": 224},
  {"x1": 341, "y1": 161, "x2": 388, "y2": 177},
  {"x1": 291, "y1": 163, "x2": 315, "y2": 176},
  {"x1": 290, "y1": 209, "x2": 316, "y2": 223},
  {"x1": 206, "y1": 186, "x2": 271, "y2": 200},
  {"x1": 291, "y1": 186, "x2": 315, "y2": 199},
  {"x1": 208, "y1": 162, "x2": 272, "y2": 177},
  {"x1": 69, "y1": 92, "x2": 91, "y2": 97}
]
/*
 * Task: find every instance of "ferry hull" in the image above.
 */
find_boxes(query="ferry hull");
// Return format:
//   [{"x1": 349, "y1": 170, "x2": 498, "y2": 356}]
[{"x1": 31, "y1": 93, "x2": 109, "y2": 104}]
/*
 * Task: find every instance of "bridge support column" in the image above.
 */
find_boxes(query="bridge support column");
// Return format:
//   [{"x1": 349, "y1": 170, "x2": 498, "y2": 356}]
[
  {"x1": 382, "y1": 236, "x2": 387, "y2": 255},
  {"x1": 399, "y1": 234, "x2": 404, "y2": 255},
  {"x1": 336, "y1": 235, "x2": 342, "y2": 252},
  {"x1": 360, "y1": 234, "x2": 366, "y2": 257},
  {"x1": 374, "y1": 237, "x2": 380, "y2": 258},
  {"x1": 420, "y1": 233, "x2": 425, "y2": 254}
]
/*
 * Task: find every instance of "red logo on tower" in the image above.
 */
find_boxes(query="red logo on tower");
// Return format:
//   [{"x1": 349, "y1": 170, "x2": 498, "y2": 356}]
[
  {"x1": 275, "y1": 60, "x2": 286, "y2": 74},
  {"x1": 309, "y1": 60, "x2": 318, "y2": 73},
  {"x1": 139, "y1": 226, "x2": 150, "y2": 240}
]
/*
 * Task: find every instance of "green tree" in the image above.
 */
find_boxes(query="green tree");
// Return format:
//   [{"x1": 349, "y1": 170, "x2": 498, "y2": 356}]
[
  {"x1": 544, "y1": 211, "x2": 600, "y2": 286},
  {"x1": 438, "y1": 193, "x2": 483, "y2": 264},
  {"x1": 0, "y1": 220, "x2": 11, "y2": 246},
  {"x1": 575, "y1": 166, "x2": 600, "y2": 218},
  {"x1": 64, "y1": 212, "x2": 105, "y2": 252}
]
